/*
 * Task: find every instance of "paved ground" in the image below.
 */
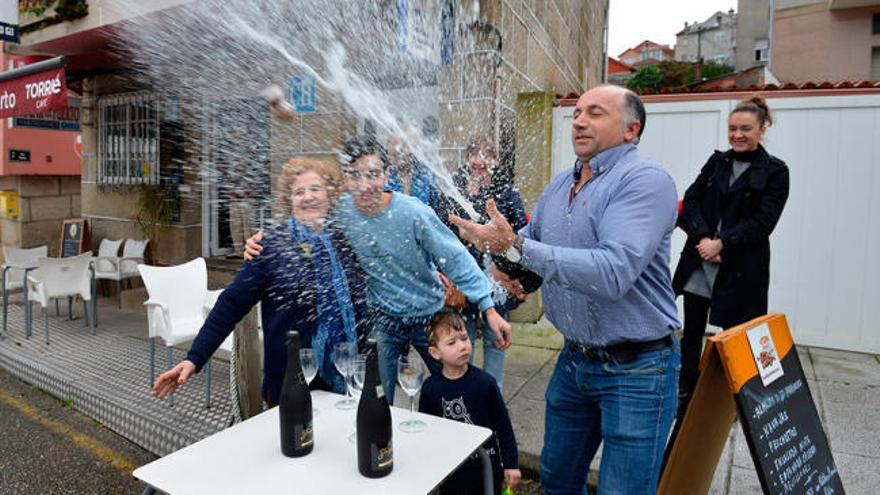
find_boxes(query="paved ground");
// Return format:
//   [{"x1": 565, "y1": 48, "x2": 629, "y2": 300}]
[
  {"x1": 1, "y1": 293, "x2": 877, "y2": 494},
  {"x1": 489, "y1": 319, "x2": 880, "y2": 494},
  {"x1": 0, "y1": 367, "x2": 156, "y2": 494}
]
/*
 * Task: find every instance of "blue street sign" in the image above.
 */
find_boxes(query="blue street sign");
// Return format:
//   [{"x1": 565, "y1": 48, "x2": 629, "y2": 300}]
[{"x1": 288, "y1": 75, "x2": 317, "y2": 113}]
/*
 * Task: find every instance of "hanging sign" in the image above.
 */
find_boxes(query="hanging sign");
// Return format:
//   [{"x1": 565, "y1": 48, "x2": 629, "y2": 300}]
[
  {"x1": 0, "y1": 66, "x2": 68, "y2": 118},
  {"x1": 287, "y1": 75, "x2": 317, "y2": 113}
]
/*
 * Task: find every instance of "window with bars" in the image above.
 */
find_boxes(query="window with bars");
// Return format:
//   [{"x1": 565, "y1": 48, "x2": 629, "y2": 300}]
[{"x1": 96, "y1": 92, "x2": 160, "y2": 185}]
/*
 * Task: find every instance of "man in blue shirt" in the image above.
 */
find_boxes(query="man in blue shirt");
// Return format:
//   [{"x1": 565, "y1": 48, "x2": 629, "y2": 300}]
[{"x1": 451, "y1": 85, "x2": 681, "y2": 494}]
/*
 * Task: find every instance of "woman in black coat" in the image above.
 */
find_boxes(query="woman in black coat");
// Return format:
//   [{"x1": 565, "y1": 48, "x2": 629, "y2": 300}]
[{"x1": 672, "y1": 96, "x2": 790, "y2": 417}]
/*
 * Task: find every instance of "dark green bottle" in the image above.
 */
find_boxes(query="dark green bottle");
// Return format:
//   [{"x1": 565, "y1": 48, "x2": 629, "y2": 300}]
[
  {"x1": 356, "y1": 339, "x2": 393, "y2": 477},
  {"x1": 279, "y1": 331, "x2": 313, "y2": 457}
]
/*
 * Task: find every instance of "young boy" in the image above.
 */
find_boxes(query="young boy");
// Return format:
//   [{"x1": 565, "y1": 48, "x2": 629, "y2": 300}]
[{"x1": 419, "y1": 309, "x2": 521, "y2": 495}]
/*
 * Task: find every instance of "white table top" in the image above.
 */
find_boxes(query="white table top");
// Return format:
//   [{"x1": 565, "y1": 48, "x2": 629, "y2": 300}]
[{"x1": 134, "y1": 390, "x2": 492, "y2": 494}]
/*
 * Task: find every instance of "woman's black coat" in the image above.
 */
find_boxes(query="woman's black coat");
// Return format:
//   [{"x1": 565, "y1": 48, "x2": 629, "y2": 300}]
[{"x1": 672, "y1": 144, "x2": 790, "y2": 328}]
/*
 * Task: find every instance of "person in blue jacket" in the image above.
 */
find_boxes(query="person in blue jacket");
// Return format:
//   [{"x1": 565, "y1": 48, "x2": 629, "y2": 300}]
[{"x1": 152, "y1": 157, "x2": 368, "y2": 406}]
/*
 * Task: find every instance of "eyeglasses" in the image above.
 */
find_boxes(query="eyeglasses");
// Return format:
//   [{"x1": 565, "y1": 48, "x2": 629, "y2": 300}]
[{"x1": 343, "y1": 169, "x2": 384, "y2": 182}]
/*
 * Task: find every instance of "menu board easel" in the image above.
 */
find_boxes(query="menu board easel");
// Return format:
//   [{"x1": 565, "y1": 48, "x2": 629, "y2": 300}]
[
  {"x1": 659, "y1": 314, "x2": 844, "y2": 495},
  {"x1": 60, "y1": 218, "x2": 88, "y2": 257}
]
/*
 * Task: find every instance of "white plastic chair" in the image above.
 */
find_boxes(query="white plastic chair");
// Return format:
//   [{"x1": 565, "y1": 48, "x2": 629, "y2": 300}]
[
  {"x1": 25, "y1": 252, "x2": 96, "y2": 344},
  {"x1": 139, "y1": 257, "x2": 216, "y2": 408},
  {"x1": 2, "y1": 245, "x2": 48, "y2": 332},
  {"x1": 95, "y1": 238, "x2": 148, "y2": 306}
]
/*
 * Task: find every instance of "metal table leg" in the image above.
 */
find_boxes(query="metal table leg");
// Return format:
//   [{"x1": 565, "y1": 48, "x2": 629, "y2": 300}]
[{"x1": 478, "y1": 447, "x2": 493, "y2": 495}]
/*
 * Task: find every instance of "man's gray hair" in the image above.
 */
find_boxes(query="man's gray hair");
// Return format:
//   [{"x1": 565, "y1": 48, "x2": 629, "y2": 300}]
[{"x1": 622, "y1": 89, "x2": 646, "y2": 145}]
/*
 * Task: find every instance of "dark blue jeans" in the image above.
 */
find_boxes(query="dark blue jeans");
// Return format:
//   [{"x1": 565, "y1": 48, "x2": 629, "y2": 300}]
[
  {"x1": 540, "y1": 338, "x2": 680, "y2": 495},
  {"x1": 369, "y1": 310, "x2": 443, "y2": 405}
]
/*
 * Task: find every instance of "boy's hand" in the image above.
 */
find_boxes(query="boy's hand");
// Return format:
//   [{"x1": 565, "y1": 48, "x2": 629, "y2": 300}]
[
  {"x1": 504, "y1": 468, "x2": 521, "y2": 488},
  {"x1": 243, "y1": 230, "x2": 265, "y2": 261},
  {"x1": 484, "y1": 307, "x2": 512, "y2": 349}
]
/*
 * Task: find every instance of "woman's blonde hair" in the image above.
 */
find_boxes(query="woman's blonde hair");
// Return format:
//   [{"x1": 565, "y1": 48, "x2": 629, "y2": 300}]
[{"x1": 275, "y1": 157, "x2": 342, "y2": 216}]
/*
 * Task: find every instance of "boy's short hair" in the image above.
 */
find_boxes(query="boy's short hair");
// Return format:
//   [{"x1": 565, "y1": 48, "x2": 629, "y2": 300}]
[
  {"x1": 340, "y1": 135, "x2": 390, "y2": 171},
  {"x1": 426, "y1": 309, "x2": 466, "y2": 347}
]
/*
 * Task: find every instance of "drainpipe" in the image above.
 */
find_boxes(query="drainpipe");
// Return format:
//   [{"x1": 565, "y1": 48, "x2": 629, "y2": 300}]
[
  {"x1": 767, "y1": 0, "x2": 776, "y2": 73},
  {"x1": 467, "y1": 19, "x2": 503, "y2": 151},
  {"x1": 602, "y1": 2, "x2": 610, "y2": 84}
]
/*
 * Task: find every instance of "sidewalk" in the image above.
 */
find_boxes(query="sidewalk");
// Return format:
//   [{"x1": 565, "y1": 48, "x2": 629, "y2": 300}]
[
  {"x1": 0, "y1": 297, "x2": 876, "y2": 493},
  {"x1": 497, "y1": 320, "x2": 880, "y2": 494}
]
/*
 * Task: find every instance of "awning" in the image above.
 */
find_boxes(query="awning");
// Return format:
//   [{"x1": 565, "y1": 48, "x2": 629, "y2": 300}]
[{"x1": 0, "y1": 56, "x2": 68, "y2": 118}]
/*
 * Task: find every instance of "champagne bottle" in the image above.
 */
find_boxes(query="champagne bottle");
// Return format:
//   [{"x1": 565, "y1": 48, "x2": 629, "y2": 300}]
[
  {"x1": 279, "y1": 331, "x2": 313, "y2": 457},
  {"x1": 356, "y1": 339, "x2": 393, "y2": 477}
]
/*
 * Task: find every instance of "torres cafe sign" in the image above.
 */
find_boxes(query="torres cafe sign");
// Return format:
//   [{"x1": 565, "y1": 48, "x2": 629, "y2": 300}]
[{"x1": 0, "y1": 57, "x2": 68, "y2": 119}]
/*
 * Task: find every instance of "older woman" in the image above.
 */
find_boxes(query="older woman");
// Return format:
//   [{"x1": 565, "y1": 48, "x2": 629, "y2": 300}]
[{"x1": 153, "y1": 157, "x2": 368, "y2": 405}]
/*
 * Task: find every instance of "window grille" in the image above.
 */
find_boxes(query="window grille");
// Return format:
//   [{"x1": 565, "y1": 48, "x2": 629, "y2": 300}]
[{"x1": 96, "y1": 92, "x2": 160, "y2": 185}]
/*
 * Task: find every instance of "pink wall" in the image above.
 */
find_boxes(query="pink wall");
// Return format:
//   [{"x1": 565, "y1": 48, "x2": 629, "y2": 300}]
[
  {"x1": 0, "y1": 44, "x2": 81, "y2": 176},
  {"x1": 773, "y1": 6, "x2": 880, "y2": 83}
]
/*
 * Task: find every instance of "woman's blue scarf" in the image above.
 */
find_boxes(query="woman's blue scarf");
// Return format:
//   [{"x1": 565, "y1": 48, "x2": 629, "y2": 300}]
[{"x1": 289, "y1": 217, "x2": 357, "y2": 394}]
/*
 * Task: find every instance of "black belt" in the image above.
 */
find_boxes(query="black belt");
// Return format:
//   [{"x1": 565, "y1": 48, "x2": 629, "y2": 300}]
[{"x1": 566, "y1": 335, "x2": 673, "y2": 364}]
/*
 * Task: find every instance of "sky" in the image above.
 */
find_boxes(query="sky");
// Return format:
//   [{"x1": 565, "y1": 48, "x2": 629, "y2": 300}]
[{"x1": 608, "y1": 0, "x2": 738, "y2": 58}]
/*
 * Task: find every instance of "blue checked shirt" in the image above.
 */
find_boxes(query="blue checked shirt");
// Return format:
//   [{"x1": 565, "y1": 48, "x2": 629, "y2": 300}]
[{"x1": 520, "y1": 143, "x2": 681, "y2": 346}]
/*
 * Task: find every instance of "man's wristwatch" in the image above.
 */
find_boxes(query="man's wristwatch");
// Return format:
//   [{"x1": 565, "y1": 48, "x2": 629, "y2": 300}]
[{"x1": 505, "y1": 234, "x2": 525, "y2": 263}]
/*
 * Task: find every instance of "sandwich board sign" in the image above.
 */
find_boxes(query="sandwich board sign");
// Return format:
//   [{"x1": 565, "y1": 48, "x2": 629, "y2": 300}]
[{"x1": 659, "y1": 314, "x2": 844, "y2": 495}]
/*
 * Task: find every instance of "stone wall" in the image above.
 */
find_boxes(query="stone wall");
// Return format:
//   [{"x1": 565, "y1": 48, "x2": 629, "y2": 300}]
[
  {"x1": 438, "y1": 0, "x2": 607, "y2": 203},
  {"x1": 0, "y1": 175, "x2": 81, "y2": 260}
]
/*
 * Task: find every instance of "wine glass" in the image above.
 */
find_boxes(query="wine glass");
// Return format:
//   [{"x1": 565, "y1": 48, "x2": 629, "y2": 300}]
[
  {"x1": 347, "y1": 357, "x2": 366, "y2": 443},
  {"x1": 332, "y1": 342, "x2": 357, "y2": 410},
  {"x1": 299, "y1": 348, "x2": 319, "y2": 416},
  {"x1": 397, "y1": 353, "x2": 427, "y2": 433}
]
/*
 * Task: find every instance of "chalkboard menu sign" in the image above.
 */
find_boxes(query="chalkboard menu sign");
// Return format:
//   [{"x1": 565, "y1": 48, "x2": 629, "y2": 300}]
[
  {"x1": 660, "y1": 314, "x2": 844, "y2": 495},
  {"x1": 60, "y1": 218, "x2": 88, "y2": 258}
]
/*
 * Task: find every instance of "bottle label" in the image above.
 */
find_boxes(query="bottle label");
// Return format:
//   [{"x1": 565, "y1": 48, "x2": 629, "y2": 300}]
[
  {"x1": 296, "y1": 421, "x2": 314, "y2": 448},
  {"x1": 372, "y1": 441, "x2": 393, "y2": 471},
  {"x1": 297, "y1": 371, "x2": 306, "y2": 385},
  {"x1": 376, "y1": 385, "x2": 384, "y2": 398}
]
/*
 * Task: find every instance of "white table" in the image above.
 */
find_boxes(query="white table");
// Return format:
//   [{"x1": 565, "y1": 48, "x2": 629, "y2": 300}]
[{"x1": 134, "y1": 390, "x2": 494, "y2": 494}]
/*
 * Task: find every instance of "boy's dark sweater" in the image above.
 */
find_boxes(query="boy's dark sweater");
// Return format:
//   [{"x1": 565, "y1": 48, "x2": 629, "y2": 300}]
[{"x1": 419, "y1": 365, "x2": 518, "y2": 489}]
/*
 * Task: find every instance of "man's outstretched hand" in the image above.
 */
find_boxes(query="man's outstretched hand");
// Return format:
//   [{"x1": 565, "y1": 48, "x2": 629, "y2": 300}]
[{"x1": 448, "y1": 199, "x2": 516, "y2": 255}]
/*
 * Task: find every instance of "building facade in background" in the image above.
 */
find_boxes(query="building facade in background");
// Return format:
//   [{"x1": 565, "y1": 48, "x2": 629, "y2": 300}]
[
  {"x1": 772, "y1": 0, "x2": 880, "y2": 82},
  {"x1": 735, "y1": 0, "x2": 772, "y2": 71},
  {"x1": 617, "y1": 40, "x2": 674, "y2": 67},
  {"x1": 675, "y1": 9, "x2": 737, "y2": 66}
]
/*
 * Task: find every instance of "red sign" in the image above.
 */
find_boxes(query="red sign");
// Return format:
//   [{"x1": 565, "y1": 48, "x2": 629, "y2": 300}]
[{"x1": 0, "y1": 67, "x2": 68, "y2": 118}]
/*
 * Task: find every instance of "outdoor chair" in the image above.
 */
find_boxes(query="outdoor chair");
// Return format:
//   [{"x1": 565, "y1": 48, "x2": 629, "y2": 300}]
[
  {"x1": 95, "y1": 238, "x2": 148, "y2": 306},
  {"x1": 2, "y1": 245, "x2": 48, "y2": 332},
  {"x1": 139, "y1": 257, "x2": 216, "y2": 408},
  {"x1": 25, "y1": 252, "x2": 96, "y2": 345}
]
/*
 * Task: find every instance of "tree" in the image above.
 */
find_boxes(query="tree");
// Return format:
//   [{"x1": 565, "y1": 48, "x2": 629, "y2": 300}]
[
  {"x1": 700, "y1": 61, "x2": 734, "y2": 81},
  {"x1": 627, "y1": 65, "x2": 663, "y2": 92}
]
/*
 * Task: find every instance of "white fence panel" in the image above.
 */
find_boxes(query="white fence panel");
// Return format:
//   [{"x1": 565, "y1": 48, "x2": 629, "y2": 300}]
[{"x1": 551, "y1": 93, "x2": 880, "y2": 353}]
